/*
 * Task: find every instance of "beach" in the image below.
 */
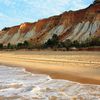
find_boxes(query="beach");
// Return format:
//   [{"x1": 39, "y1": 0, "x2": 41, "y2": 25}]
[{"x1": 0, "y1": 50, "x2": 100, "y2": 85}]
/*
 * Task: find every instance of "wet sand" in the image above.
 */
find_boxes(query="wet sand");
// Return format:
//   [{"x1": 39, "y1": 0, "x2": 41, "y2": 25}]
[{"x1": 0, "y1": 50, "x2": 100, "y2": 85}]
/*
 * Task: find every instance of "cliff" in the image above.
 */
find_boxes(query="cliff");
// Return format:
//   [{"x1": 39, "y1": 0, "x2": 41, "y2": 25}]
[{"x1": 0, "y1": 1, "x2": 100, "y2": 45}]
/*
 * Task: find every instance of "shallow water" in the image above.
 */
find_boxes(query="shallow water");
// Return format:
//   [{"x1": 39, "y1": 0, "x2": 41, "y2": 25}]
[{"x1": 0, "y1": 66, "x2": 100, "y2": 100}]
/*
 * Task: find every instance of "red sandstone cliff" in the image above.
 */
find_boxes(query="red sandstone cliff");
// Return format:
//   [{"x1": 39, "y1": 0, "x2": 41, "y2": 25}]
[{"x1": 0, "y1": 0, "x2": 100, "y2": 45}]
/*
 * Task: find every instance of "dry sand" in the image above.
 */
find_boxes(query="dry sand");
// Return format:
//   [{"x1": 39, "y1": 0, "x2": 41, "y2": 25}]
[{"x1": 0, "y1": 50, "x2": 100, "y2": 85}]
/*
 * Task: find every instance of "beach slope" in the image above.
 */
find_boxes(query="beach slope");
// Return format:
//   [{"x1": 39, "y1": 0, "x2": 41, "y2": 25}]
[{"x1": 0, "y1": 51, "x2": 100, "y2": 84}]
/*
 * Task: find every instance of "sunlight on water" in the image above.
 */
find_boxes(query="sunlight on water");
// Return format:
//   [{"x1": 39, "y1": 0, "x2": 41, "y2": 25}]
[{"x1": 0, "y1": 65, "x2": 100, "y2": 100}]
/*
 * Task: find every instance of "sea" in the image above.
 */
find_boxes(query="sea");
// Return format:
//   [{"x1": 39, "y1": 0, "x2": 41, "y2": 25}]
[{"x1": 0, "y1": 65, "x2": 100, "y2": 100}]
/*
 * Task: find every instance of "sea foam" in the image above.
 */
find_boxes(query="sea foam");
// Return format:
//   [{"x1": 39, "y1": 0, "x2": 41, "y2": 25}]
[{"x1": 0, "y1": 65, "x2": 100, "y2": 100}]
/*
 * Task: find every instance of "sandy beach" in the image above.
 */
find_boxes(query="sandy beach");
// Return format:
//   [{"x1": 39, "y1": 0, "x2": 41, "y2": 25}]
[{"x1": 0, "y1": 50, "x2": 100, "y2": 85}]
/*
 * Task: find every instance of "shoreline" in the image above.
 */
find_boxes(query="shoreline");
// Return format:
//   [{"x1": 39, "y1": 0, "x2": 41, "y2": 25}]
[
  {"x1": 0, "y1": 63, "x2": 100, "y2": 85},
  {"x1": 0, "y1": 51, "x2": 100, "y2": 85},
  {"x1": 0, "y1": 65, "x2": 100, "y2": 100},
  {"x1": 1, "y1": 64, "x2": 100, "y2": 86}
]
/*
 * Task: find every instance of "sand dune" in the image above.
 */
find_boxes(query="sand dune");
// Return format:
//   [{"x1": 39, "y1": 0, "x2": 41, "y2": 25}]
[{"x1": 0, "y1": 50, "x2": 100, "y2": 84}]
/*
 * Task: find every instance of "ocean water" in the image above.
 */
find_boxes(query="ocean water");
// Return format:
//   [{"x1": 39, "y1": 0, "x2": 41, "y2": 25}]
[{"x1": 0, "y1": 66, "x2": 100, "y2": 100}]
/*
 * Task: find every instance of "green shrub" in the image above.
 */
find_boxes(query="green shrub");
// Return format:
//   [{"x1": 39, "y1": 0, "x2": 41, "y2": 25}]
[{"x1": 0, "y1": 43, "x2": 3, "y2": 49}]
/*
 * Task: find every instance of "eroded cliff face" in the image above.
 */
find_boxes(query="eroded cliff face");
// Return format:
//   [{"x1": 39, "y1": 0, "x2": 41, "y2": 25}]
[{"x1": 0, "y1": 1, "x2": 100, "y2": 45}]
